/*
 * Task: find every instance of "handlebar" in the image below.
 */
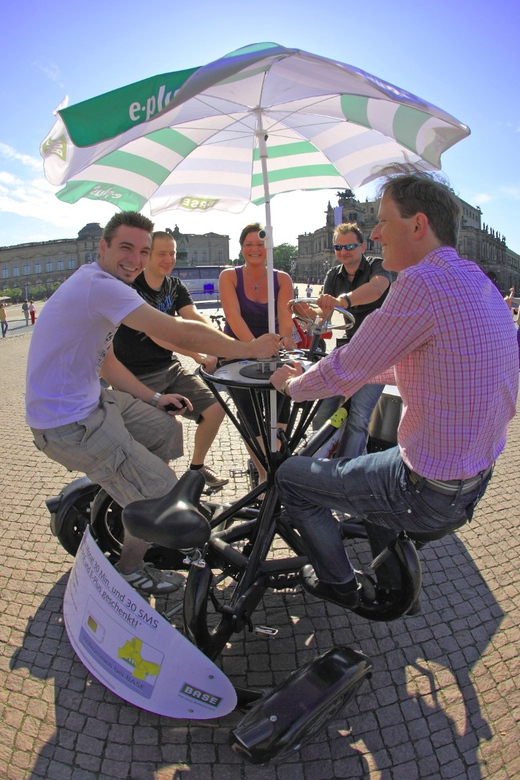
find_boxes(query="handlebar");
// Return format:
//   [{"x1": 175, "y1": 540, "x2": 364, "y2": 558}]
[{"x1": 290, "y1": 297, "x2": 355, "y2": 332}]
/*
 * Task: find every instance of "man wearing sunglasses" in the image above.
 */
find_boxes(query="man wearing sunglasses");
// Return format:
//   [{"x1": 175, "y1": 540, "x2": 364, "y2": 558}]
[{"x1": 312, "y1": 223, "x2": 392, "y2": 459}]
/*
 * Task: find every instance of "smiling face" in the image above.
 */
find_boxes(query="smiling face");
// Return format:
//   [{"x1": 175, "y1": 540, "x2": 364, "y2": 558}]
[
  {"x1": 148, "y1": 235, "x2": 176, "y2": 278},
  {"x1": 333, "y1": 231, "x2": 366, "y2": 275},
  {"x1": 370, "y1": 193, "x2": 418, "y2": 272},
  {"x1": 241, "y1": 231, "x2": 266, "y2": 268},
  {"x1": 98, "y1": 225, "x2": 152, "y2": 283}
]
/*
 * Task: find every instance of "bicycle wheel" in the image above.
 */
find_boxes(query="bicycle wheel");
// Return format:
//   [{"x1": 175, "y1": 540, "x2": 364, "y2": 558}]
[{"x1": 184, "y1": 516, "x2": 269, "y2": 660}]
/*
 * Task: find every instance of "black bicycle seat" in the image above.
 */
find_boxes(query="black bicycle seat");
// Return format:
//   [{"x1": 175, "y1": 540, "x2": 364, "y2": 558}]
[{"x1": 122, "y1": 470, "x2": 210, "y2": 550}]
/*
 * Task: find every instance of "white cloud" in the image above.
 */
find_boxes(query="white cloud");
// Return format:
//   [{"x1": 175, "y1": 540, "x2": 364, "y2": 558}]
[
  {"x1": 0, "y1": 170, "x2": 116, "y2": 239},
  {"x1": 0, "y1": 172, "x2": 21, "y2": 186},
  {"x1": 472, "y1": 192, "x2": 493, "y2": 205},
  {"x1": 0, "y1": 142, "x2": 41, "y2": 171},
  {"x1": 33, "y1": 61, "x2": 65, "y2": 89}
]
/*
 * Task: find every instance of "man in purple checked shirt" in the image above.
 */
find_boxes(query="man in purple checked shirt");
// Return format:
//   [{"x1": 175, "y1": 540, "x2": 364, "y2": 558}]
[{"x1": 271, "y1": 168, "x2": 518, "y2": 612}]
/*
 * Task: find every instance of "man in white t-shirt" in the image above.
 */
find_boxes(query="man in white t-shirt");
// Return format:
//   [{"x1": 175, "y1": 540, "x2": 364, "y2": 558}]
[{"x1": 26, "y1": 211, "x2": 280, "y2": 595}]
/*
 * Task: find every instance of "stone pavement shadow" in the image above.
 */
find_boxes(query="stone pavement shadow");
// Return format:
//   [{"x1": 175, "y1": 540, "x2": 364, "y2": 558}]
[
  {"x1": 7, "y1": 532, "x2": 506, "y2": 780},
  {"x1": 277, "y1": 531, "x2": 503, "y2": 779},
  {"x1": 8, "y1": 572, "x2": 242, "y2": 780},
  {"x1": 9, "y1": 573, "x2": 91, "y2": 780}
]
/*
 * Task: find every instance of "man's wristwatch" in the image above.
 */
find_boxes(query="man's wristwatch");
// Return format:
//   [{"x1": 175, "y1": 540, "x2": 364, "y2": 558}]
[
  {"x1": 150, "y1": 392, "x2": 161, "y2": 407},
  {"x1": 280, "y1": 378, "x2": 292, "y2": 396},
  {"x1": 338, "y1": 293, "x2": 350, "y2": 308}
]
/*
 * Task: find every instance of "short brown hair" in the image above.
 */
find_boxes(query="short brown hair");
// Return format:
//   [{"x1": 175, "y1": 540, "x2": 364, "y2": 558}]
[
  {"x1": 239, "y1": 223, "x2": 263, "y2": 247},
  {"x1": 102, "y1": 212, "x2": 154, "y2": 245},
  {"x1": 377, "y1": 169, "x2": 461, "y2": 247},
  {"x1": 151, "y1": 230, "x2": 175, "y2": 249},
  {"x1": 333, "y1": 222, "x2": 364, "y2": 244}
]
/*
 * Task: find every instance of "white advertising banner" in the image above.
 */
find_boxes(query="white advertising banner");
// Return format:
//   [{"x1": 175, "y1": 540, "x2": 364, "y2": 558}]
[{"x1": 64, "y1": 527, "x2": 237, "y2": 719}]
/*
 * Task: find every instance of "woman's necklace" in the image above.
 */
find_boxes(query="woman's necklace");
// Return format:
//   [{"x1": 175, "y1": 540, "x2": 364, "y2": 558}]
[{"x1": 243, "y1": 266, "x2": 267, "y2": 292}]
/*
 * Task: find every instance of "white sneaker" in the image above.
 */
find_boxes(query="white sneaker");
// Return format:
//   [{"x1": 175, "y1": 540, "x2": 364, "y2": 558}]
[{"x1": 116, "y1": 562, "x2": 185, "y2": 595}]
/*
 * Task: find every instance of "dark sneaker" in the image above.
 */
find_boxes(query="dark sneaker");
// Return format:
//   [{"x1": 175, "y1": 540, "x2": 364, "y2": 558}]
[
  {"x1": 300, "y1": 564, "x2": 361, "y2": 609},
  {"x1": 198, "y1": 465, "x2": 229, "y2": 488},
  {"x1": 116, "y1": 562, "x2": 185, "y2": 595}
]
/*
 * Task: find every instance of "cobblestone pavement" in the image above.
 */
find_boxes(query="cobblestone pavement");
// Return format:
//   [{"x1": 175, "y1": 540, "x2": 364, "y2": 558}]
[{"x1": 1, "y1": 329, "x2": 519, "y2": 780}]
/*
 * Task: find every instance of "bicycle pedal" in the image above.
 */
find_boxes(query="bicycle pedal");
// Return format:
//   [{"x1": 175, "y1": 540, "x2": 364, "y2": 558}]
[
  {"x1": 252, "y1": 625, "x2": 278, "y2": 637},
  {"x1": 203, "y1": 485, "x2": 224, "y2": 495}
]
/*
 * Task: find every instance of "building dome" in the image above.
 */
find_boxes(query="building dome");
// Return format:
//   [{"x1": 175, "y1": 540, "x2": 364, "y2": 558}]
[{"x1": 77, "y1": 223, "x2": 102, "y2": 240}]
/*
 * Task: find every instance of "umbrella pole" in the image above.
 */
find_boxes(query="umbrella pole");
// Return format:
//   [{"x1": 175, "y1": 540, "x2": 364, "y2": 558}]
[{"x1": 256, "y1": 114, "x2": 278, "y2": 453}]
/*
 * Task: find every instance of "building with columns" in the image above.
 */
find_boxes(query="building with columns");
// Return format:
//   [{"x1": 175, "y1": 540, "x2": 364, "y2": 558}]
[{"x1": 295, "y1": 190, "x2": 520, "y2": 295}]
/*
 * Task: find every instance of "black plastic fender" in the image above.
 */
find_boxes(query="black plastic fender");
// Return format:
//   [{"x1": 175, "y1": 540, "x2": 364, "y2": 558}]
[
  {"x1": 230, "y1": 646, "x2": 372, "y2": 764},
  {"x1": 46, "y1": 477, "x2": 100, "y2": 556},
  {"x1": 352, "y1": 531, "x2": 422, "y2": 622}
]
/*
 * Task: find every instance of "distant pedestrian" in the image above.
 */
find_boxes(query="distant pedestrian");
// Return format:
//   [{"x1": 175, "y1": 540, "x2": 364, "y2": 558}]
[
  {"x1": 29, "y1": 301, "x2": 36, "y2": 325},
  {"x1": 22, "y1": 300, "x2": 29, "y2": 326},
  {"x1": 305, "y1": 284, "x2": 312, "y2": 298},
  {"x1": 0, "y1": 303, "x2": 8, "y2": 338},
  {"x1": 293, "y1": 285, "x2": 299, "y2": 298}
]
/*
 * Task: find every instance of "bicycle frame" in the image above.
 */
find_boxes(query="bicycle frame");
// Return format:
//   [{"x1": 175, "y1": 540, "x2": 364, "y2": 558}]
[{"x1": 182, "y1": 357, "x2": 421, "y2": 660}]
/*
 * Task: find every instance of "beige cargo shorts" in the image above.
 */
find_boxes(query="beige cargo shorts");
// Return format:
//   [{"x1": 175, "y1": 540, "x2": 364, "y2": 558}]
[{"x1": 32, "y1": 388, "x2": 183, "y2": 507}]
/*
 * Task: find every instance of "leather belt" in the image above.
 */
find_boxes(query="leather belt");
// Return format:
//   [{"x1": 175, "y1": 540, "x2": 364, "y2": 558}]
[{"x1": 406, "y1": 467, "x2": 492, "y2": 496}]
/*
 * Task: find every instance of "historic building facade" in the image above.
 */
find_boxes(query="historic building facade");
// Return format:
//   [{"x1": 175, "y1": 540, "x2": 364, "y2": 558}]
[
  {"x1": 0, "y1": 223, "x2": 103, "y2": 299},
  {"x1": 0, "y1": 224, "x2": 230, "y2": 299},
  {"x1": 169, "y1": 227, "x2": 230, "y2": 267},
  {"x1": 296, "y1": 190, "x2": 520, "y2": 295}
]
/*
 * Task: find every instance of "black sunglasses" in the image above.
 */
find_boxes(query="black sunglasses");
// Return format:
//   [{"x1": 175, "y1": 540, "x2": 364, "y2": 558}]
[{"x1": 333, "y1": 242, "x2": 362, "y2": 251}]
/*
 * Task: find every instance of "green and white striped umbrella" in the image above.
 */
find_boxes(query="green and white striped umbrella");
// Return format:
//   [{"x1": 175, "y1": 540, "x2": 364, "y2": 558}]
[
  {"x1": 41, "y1": 42, "x2": 469, "y2": 218},
  {"x1": 41, "y1": 41, "x2": 469, "y2": 449}
]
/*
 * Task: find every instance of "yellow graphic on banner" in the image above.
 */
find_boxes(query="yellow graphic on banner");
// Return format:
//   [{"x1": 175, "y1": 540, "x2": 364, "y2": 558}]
[
  {"x1": 118, "y1": 638, "x2": 161, "y2": 681},
  {"x1": 41, "y1": 135, "x2": 68, "y2": 161}
]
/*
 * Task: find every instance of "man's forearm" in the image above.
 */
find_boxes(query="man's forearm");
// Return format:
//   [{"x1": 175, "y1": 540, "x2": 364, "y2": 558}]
[
  {"x1": 101, "y1": 352, "x2": 159, "y2": 404},
  {"x1": 123, "y1": 303, "x2": 279, "y2": 359}
]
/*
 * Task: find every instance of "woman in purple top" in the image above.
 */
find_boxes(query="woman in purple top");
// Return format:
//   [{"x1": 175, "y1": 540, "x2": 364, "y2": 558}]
[{"x1": 219, "y1": 223, "x2": 296, "y2": 484}]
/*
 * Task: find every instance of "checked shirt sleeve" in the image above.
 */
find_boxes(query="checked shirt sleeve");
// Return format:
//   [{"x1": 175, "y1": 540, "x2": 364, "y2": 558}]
[{"x1": 289, "y1": 270, "x2": 433, "y2": 402}]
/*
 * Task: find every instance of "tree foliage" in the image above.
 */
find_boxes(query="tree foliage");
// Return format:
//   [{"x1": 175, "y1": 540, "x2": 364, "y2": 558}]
[{"x1": 273, "y1": 243, "x2": 297, "y2": 273}]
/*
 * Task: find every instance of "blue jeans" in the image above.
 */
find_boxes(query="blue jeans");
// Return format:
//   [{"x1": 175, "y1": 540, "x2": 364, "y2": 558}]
[
  {"x1": 276, "y1": 447, "x2": 490, "y2": 588},
  {"x1": 311, "y1": 384, "x2": 385, "y2": 459}
]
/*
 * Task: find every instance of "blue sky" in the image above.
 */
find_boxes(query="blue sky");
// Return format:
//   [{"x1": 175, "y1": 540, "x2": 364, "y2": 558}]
[{"x1": 1, "y1": 0, "x2": 519, "y2": 257}]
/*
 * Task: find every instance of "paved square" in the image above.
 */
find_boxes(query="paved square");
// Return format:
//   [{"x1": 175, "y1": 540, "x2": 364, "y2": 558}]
[{"x1": 1, "y1": 329, "x2": 519, "y2": 779}]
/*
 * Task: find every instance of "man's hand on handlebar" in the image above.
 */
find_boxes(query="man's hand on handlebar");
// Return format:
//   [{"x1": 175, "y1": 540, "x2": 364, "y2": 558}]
[
  {"x1": 270, "y1": 361, "x2": 304, "y2": 392},
  {"x1": 317, "y1": 293, "x2": 341, "y2": 319}
]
